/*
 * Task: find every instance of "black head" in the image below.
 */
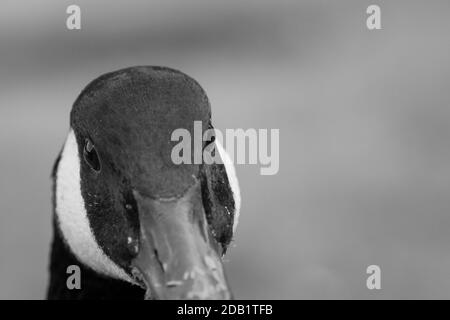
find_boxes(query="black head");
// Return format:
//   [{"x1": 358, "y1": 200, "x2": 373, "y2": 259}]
[{"x1": 54, "y1": 66, "x2": 240, "y2": 299}]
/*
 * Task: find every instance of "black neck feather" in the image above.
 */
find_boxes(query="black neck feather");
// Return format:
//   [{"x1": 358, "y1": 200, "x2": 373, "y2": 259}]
[
  {"x1": 48, "y1": 156, "x2": 144, "y2": 300},
  {"x1": 47, "y1": 216, "x2": 145, "y2": 300}
]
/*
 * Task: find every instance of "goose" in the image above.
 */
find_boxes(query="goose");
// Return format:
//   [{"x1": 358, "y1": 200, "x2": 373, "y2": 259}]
[{"x1": 47, "y1": 66, "x2": 241, "y2": 300}]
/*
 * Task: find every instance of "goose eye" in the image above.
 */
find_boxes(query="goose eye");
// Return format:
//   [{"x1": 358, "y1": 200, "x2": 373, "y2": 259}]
[{"x1": 84, "y1": 139, "x2": 101, "y2": 172}]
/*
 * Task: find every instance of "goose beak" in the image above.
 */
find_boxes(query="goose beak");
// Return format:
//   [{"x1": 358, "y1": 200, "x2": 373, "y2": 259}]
[{"x1": 131, "y1": 183, "x2": 232, "y2": 300}]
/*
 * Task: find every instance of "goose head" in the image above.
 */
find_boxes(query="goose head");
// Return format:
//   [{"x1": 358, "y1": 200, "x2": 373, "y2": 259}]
[{"x1": 54, "y1": 66, "x2": 240, "y2": 299}]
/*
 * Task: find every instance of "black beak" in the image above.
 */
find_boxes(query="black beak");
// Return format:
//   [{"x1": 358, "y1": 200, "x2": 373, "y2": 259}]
[{"x1": 131, "y1": 182, "x2": 232, "y2": 300}]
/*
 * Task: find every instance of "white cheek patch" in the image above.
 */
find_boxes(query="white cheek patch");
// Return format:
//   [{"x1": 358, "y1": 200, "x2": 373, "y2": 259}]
[
  {"x1": 56, "y1": 129, "x2": 134, "y2": 284},
  {"x1": 216, "y1": 140, "x2": 241, "y2": 234}
]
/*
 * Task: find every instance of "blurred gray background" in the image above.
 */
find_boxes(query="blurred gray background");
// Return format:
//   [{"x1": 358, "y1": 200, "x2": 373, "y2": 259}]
[{"x1": 1, "y1": 0, "x2": 450, "y2": 299}]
